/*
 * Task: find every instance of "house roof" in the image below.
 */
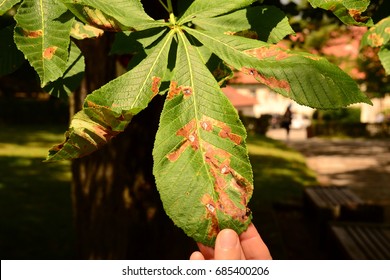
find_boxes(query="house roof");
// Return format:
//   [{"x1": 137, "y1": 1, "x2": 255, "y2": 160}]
[
  {"x1": 222, "y1": 86, "x2": 258, "y2": 107},
  {"x1": 228, "y1": 71, "x2": 258, "y2": 84}
]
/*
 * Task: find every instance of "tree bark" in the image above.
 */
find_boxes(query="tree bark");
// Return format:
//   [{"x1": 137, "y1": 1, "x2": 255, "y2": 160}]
[{"x1": 70, "y1": 34, "x2": 195, "y2": 259}]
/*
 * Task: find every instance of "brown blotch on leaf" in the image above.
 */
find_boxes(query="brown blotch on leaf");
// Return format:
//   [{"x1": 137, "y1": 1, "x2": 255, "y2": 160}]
[
  {"x1": 23, "y1": 29, "x2": 43, "y2": 38},
  {"x1": 242, "y1": 67, "x2": 290, "y2": 92},
  {"x1": 167, "y1": 81, "x2": 182, "y2": 100},
  {"x1": 177, "y1": 119, "x2": 199, "y2": 150},
  {"x1": 86, "y1": 101, "x2": 98, "y2": 108},
  {"x1": 225, "y1": 30, "x2": 258, "y2": 40},
  {"x1": 201, "y1": 194, "x2": 220, "y2": 238},
  {"x1": 93, "y1": 125, "x2": 117, "y2": 143},
  {"x1": 167, "y1": 141, "x2": 190, "y2": 162},
  {"x1": 167, "y1": 119, "x2": 199, "y2": 161},
  {"x1": 202, "y1": 194, "x2": 216, "y2": 214},
  {"x1": 201, "y1": 116, "x2": 242, "y2": 145},
  {"x1": 218, "y1": 124, "x2": 242, "y2": 145},
  {"x1": 245, "y1": 45, "x2": 291, "y2": 61},
  {"x1": 182, "y1": 86, "x2": 193, "y2": 98},
  {"x1": 303, "y1": 54, "x2": 322, "y2": 61},
  {"x1": 368, "y1": 33, "x2": 384, "y2": 47},
  {"x1": 151, "y1": 76, "x2": 161, "y2": 97},
  {"x1": 201, "y1": 142, "x2": 253, "y2": 238},
  {"x1": 200, "y1": 120, "x2": 213, "y2": 132},
  {"x1": 84, "y1": 7, "x2": 122, "y2": 32},
  {"x1": 43, "y1": 46, "x2": 58, "y2": 60},
  {"x1": 348, "y1": 9, "x2": 370, "y2": 23}
]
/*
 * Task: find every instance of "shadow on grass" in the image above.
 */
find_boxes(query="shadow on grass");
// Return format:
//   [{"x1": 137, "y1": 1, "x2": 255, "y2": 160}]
[
  {"x1": 0, "y1": 124, "x2": 68, "y2": 146},
  {"x1": 0, "y1": 125, "x2": 319, "y2": 259},
  {"x1": 246, "y1": 135, "x2": 318, "y2": 259},
  {"x1": 0, "y1": 156, "x2": 74, "y2": 259}
]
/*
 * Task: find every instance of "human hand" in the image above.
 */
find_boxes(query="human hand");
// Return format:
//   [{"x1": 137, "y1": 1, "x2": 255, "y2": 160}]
[{"x1": 190, "y1": 223, "x2": 272, "y2": 260}]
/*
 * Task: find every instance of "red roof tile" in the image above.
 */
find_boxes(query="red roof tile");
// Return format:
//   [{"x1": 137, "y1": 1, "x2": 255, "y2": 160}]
[{"x1": 222, "y1": 86, "x2": 258, "y2": 107}]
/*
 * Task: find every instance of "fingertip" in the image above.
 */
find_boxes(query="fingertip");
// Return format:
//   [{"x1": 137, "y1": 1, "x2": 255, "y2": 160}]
[
  {"x1": 214, "y1": 229, "x2": 241, "y2": 260},
  {"x1": 240, "y1": 223, "x2": 272, "y2": 260},
  {"x1": 218, "y1": 229, "x2": 239, "y2": 249},
  {"x1": 190, "y1": 251, "x2": 205, "y2": 260}
]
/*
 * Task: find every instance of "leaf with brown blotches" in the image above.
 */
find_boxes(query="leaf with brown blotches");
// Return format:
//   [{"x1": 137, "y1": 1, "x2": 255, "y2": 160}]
[
  {"x1": 14, "y1": 0, "x2": 73, "y2": 87},
  {"x1": 186, "y1": 27, "x2": 372, "y2": 109},
  {"x1": 153, "y1": 30, "x2": 253, "y2": 246},
  {"x1": 308, "y1": 0, "x2": 373, "y2": 27},
  {"x1": 361, "y1": 17, "x2": 390, "y2": 75},
  {"x1": 47, "y1": 31, "x2": 174, "y2": 161}
]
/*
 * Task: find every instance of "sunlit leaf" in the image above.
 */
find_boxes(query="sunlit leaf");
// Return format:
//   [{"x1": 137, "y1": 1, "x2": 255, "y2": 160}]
[
  {"x1": 308, "y1": 0, "x2": 373, "y2": 27},
  {"x1": 46, "y1": 31, "x2": 174, "y2": 161},
  {"x1": 361, "y1": 17, "x2": 390, "y2": 75},
  {"x1": 110, "y1": 28, "x2": 168, "y2": 55},
  {"x1": 193, "y1": 6, "x2": 295, "y2": 43},
  {"x1": 378, "y1": 45, "x2": 390, "y2": 75},
  {"x1": 44, "y1": 42, "x2": 85, "y2": 98},
  {"x1": 185, "y1": 27, "x2": 372, "y2": 109},
  {"x1": 14, "y1": 0, "x2": 73, "y2": 87},
  {"x1": 153, "y1": 31, "x2": 253, "y2": 246},
  {"x1": 70, "y1": 20, "x2": 104, "y2": 40},
  {"x1": 0, "y1": 0, "x2": 20, "y2": 15},
  {"x1": 177, "y1": 0, "x2": 257, "y2": 25},
  {"x1": 61, "y1": 0, "x2": 165, "y2": 31}
]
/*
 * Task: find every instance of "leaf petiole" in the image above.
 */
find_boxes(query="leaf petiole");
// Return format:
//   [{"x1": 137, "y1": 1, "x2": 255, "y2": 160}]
[
  {"x1": 167, "y1": 0, "x2": 173, "y2": 13},
  {"x1": 158, "y1": 0, "x2": 169, "y2": 13}
]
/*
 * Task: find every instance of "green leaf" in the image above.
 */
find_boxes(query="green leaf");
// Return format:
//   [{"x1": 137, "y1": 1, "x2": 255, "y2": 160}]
[
  {"x1": 0, "y1": 0, "x2": 20, "y2": 15},
  {"x1": 193, "y1": 6, "x2": 295, "y2": 44},
  {"x1": 70, "y1": 20, "x2": 104, "y2": 39},
  {"x1": 110, "y1": 28, "x2": 168, "y2": 55},
  {"x1": 153, "y1": 31, "x2": 253, "y2": 246},
  {"x1": 378, "y1": 45, "x2": 390, "y2": 75},
  {"x1": 14, "y1": 0, "x2": 73, "y2": 87},
  {"x1": 308, "y1": 0, "x2": 373, "y2": 27},
  {"x1": 0, "y1": 25, "x2": 25, "y2": 76},
  {"x1": 185, "y1": 35, "x2": 233, "y2": 86},
  {"x1": 185, "y1": 27, "x2": 372, "y2": 109},
  {"x1": 177, "y1": 0, "x2": 257, "y2": 25},
  {"x1": 361, "y1": 17, "x2": 390, "y2": 48},
  {"x1": 361, "y1": 17, "x2": 390, "y2": 75},
  {"x1": 46, "y1": 31, "x2": 174, "y2": 161},
  {"x1": 61, "y1": 0, "x2": 165, "y2": 31},
  {"x1": 44, "y1": 41, "x2": 85, "y2": 98}
]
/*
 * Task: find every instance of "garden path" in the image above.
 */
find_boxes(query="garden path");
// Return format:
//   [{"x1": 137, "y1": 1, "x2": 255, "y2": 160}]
[{"x1": 267, "y1": 128, "x2": 390, "y2": 222}]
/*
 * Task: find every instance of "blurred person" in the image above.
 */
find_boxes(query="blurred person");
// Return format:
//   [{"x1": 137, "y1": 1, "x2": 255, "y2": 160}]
[{"x1": 281, "y1": 105, "x2": 293, "y2": 140}]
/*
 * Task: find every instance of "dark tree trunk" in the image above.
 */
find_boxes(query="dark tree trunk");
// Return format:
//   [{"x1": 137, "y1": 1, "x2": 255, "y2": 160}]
[{"x1": 70, "y1": 34, "x2": 195, "y2": 259}]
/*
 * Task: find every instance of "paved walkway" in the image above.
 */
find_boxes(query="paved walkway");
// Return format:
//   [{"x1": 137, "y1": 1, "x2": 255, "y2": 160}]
[{"x1": 266, "y1": 128, "x2": 390, "y2": 222}]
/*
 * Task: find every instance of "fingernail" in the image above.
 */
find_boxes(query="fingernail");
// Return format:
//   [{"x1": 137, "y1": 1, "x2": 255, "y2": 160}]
[{"x1": 218, "y1": 229, "x2": 239, "y2": 249}]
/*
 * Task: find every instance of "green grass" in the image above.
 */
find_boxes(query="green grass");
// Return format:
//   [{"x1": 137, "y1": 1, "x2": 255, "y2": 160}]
[
  {"x1": 0, "y1": 124, "x2": 74, "y2": 259},
  {"x1": 247, "y1": 134, "x2": 317, "y2": 205},
  {"x1": 246, "y1": 134, "x2": 318, "y2": 259},
  {"x1": 0, "y1": 124, "x2": 317, "y2": 259}
]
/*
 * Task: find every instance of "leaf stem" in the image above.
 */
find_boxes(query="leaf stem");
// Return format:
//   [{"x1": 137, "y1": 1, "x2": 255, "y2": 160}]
[
  {"x1": 167, "y1": 0, "x2": 173, "y2": 13},
  {"x1": 158, "y1": 0, "x2": 169, "y2": 13}
]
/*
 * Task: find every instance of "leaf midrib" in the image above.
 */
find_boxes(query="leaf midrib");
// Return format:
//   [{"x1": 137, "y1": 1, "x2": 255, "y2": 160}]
[
  {"x1": 176, "y1": 30, "x2": 220, "y2": 199},
  {"x1": 130, "y1": 29, "x2": 174, "y2": 108}
]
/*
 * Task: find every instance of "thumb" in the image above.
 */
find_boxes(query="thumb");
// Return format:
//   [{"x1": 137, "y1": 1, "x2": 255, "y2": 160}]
[{"x1": 214, "y1": 229, "x2": 242, "y2": 260}]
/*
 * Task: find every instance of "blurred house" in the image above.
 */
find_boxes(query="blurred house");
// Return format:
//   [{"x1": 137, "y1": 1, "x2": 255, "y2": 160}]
[
  {"x1": 222, "y1": 71, "x2": 314, "y2": 128},
  {"x1": 223, "y1": 25, "x2": 390, "y2": 125}
]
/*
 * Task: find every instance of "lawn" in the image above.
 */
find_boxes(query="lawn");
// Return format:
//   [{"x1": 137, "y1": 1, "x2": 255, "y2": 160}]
[
  {"x1": 246, "y1": 134, "x2": 318, "y2": 258},
  {"x1": 0, "y1": 124, "x2": 317, "y2": 259},
  {"x1": 0, "y1": 124, "x2": 74, "y2": 259}
]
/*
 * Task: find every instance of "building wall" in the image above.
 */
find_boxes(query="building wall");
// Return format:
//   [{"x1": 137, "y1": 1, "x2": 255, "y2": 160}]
[
  {"x1": 361, "y1": 95, "x2": 390, "y2": 123},
  {"x1": 231, "y1": 84, "x2": 315, "y2": 118}
]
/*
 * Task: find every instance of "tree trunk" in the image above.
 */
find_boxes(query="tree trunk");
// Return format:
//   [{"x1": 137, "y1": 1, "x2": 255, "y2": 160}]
[{"x1": 70, "y1": 35, "x2": 195, "y2": 259}]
